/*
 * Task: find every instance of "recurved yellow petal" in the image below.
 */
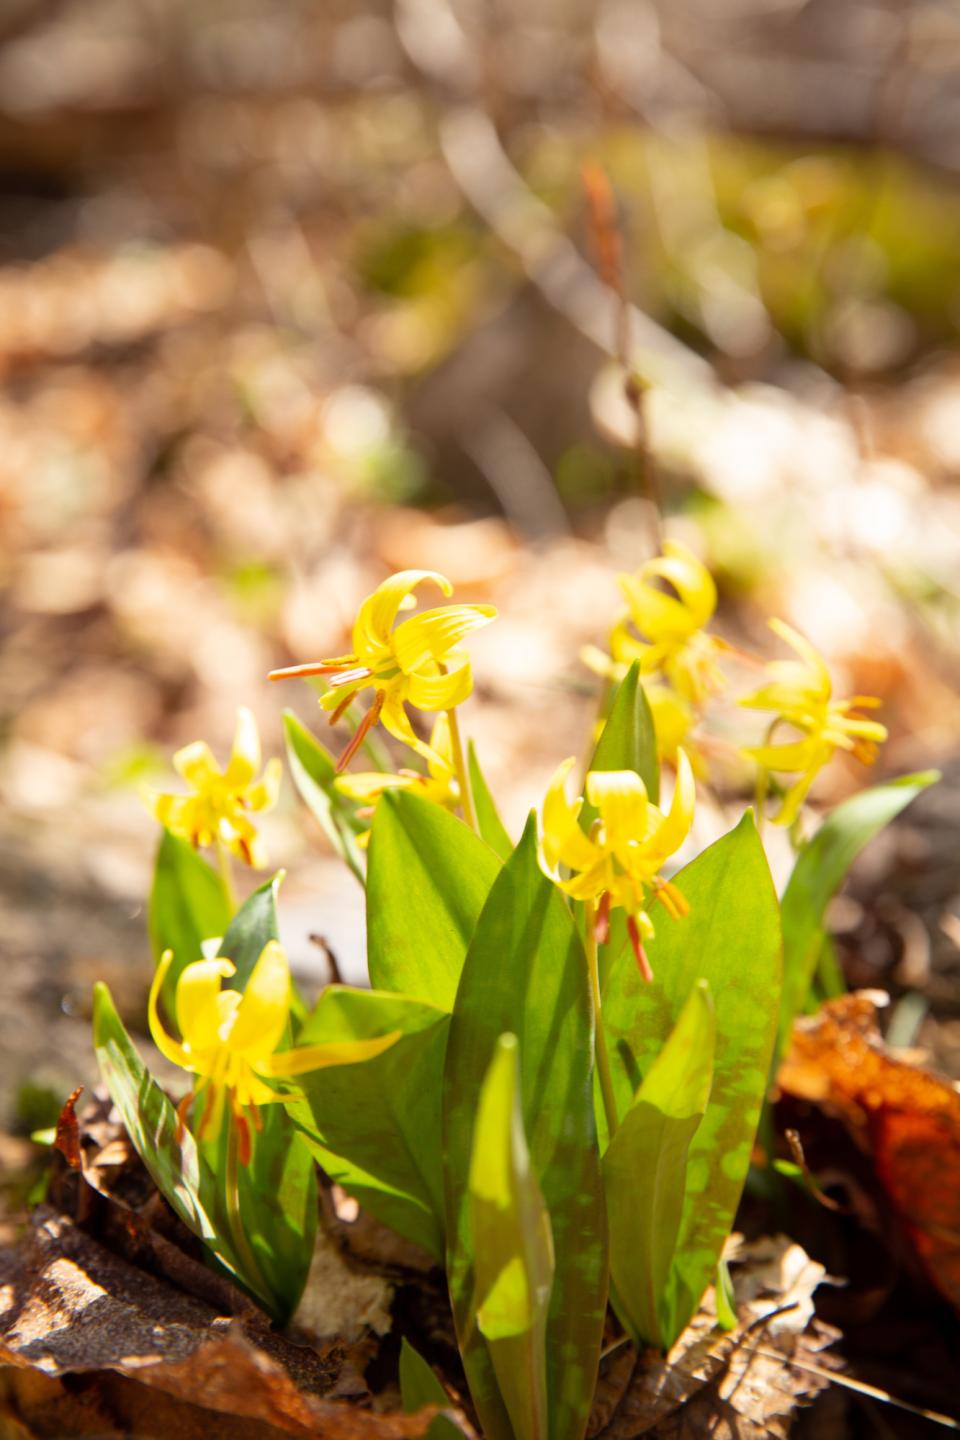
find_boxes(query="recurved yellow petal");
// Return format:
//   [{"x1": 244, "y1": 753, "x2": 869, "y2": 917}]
[
  {"x1": 392, "y1": 604, "x2": 496, "y2": 674},
  {"x1": 148, "y1": 951, "x2": 190, "y2": 1069},
  {"x1": 352, "y1": 570, "x2": 452, "y2": 663},
  {"x1": 229, "y1": 940, "x2": 290, "y2": 1058},
  {"x1": 176, "y1": 957, "x2": 236, "y2": 1051}
]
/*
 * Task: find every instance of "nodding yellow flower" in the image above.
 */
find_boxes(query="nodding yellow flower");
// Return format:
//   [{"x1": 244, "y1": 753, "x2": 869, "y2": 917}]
[
  {"x1": 334, "y1": 714, "x2": 458, "y2": 845},
  {"x1": 609, "y1": 540, "x2": 725, "y2": 706},
  {"x1": 741, "y1": 619, "x2": 888, "y2": 827},
  {"x1": 268, "y1": 570, "x2": 496, "y2": 772},
  {"x1": 149, "y1": 941, "x2": 398, "y2": 1162},
  {"x1": 538, "y1": 751, "x2": 696, "y2": 980},
  {"x1": 148, "y1": 708, "x2": 281, "y2": 867}
]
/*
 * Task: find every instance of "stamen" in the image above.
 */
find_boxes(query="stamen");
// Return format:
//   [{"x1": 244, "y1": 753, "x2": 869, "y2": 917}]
[
  {"x1": 595, "y1": 891, "x2": 611, "y2": 945},
  {"x1": 175, "y1": 1091, "x2": 194, "y2": 1144},
  {"x1": 336, "y1": 690, "x2": 386, "y2": 773},
  {"x1": 236, "y1": 1113, "x2": 252, "y2": 1166},
  {"x1": 627, "y1": 916, "x2": 654, "y2": 982},
  {"x1": 328, "y1": 689, "x2": 357, "y2": 726},
  {"x1": 196, "y1": 1082, "x2": 220, "y2": 1140},
  {"x1": 327, "y1": 665, "x2": 374, "y2": 690},
  {"x1": 268, "y1": 661, "x2": 352, "y2": 681},
  {"x1": 655, "y1": 879, "x2": 690, "y2": 921}
]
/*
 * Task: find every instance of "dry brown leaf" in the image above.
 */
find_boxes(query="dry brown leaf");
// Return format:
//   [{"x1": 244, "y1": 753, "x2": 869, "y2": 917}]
[
  {"x1": 779, "y1": 991, "x2": 960, "y2": 1312},
  {"x1": 0, "y1": 1208, "x2": 456, "y2": 1440},
  {"x1": 591, "y1": 1235, "x2": 839, "y2": 1440}
]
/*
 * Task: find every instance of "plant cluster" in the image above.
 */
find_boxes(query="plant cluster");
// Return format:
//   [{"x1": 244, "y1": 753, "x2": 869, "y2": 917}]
[{"x1": 91, "y1": 551, "x2": 936, "y2": 1440}]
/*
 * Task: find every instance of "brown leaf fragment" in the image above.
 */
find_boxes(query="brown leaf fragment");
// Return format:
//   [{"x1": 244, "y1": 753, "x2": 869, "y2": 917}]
[
  {"x1": 594, "y1": 1235, "x2": 840, "y2": 1440},
  {"x1": 0, "y1": 1208, "x2": 456, "y2": 1439},
  {"x1": 779, "y1": 991, "x2": 960, "y2": 1312},
  {"x1": 53, "y1": 1086, "x2": 83, "y2": 1170}
]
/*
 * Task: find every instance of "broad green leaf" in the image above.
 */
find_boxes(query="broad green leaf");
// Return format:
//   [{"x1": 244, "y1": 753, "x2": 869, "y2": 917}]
[
  {"x1": 444, "y1": 820, "x2": 607, "y2": 1440},
  {"x1": 367, "y1": 790, "x2": 501, "y2": 1009},
  {"x1": 149, "y1": 829, "x2": 231, "y2": 1012},
  {"x1": 778, "y1": 770, "x2": 938, "y2": 1058},
  {"x1": 585, "y1": 661, "x2": 658, "y2": 804},
  {"x1": 237, "y1": 1107, "x2": 317, "y2": 1325},
  {"x1": 288, "y1": 987, "x2": 449, "y2": 1258},
  {"x1": 283, "y1": 710, "x2": 366, "y2": 884},
  {"x1": 468, "y1": 741, "x2": 513, "y2": 860},
  {"x1": 602, "y1": 811, "x2": 780, "y2": 1346},
  {"x1": 216, "y1": 872, "x2": 282, "y2": 991},
  {"x1": 400, "y1": 1339, "x2": 465, "y2": 1440},
  {"x1": 602, "y1": 981, "x2": 715, "y2": 1349},
  {"x1": 469, "y1": 1035, "x2": 552, "y2": 1440}
]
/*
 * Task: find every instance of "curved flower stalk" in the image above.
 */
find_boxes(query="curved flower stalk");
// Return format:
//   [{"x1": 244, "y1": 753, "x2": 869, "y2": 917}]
[
  {"x1": 334, "y1": 713, "x2": 458, "y2": 845},
  {"x1": 268, "y1": 569, "x2": 496, "y2": 774},
  {"x1": 539, "y1": 750, "x2": 696, "y2": 978},
  {"x1": 147, "y1": 707, "x2": 281, "y2": 876},
  {"x1": 741, "y1": 619, "x2": 888, "y2": 827},
  {"x1": 149, "y1": 940, "x2": 399, "y2": 1161}
]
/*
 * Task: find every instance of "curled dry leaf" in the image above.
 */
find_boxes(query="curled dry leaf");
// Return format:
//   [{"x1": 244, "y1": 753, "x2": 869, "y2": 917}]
[
  {"x1": 589, "y1": 1234, "x2": 839, "y2": 1439},
  {"x1": 779, "y1": 991, "x2": 960, "y2": 1312},
  {"x1": 0, "y1": 1208, "x2": 457, "y2": 1440}
]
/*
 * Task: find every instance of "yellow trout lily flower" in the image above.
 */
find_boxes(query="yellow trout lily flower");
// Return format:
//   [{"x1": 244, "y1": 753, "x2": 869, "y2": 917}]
[
  {"x1": 148, "y1": 707, "x2": 281, "y2": 868},
  {"x1": 539, "y1": 751, "x2": 696, "y2": 979},
  {"x1": 149, "y1": 941, "x2": 399, "y2": 1162},
  {"x1": 741, "y1": 619, "x2": 888, "y2": 826},
  {"x1": 268, "y1": 569, "x2": 496, "y2": 772},
  {"x1": 610, "y1": 540, "x2": 725, "y2": 705},
  {"x1": 334, "y1": 713, "x2": 458, "y2": 845}
]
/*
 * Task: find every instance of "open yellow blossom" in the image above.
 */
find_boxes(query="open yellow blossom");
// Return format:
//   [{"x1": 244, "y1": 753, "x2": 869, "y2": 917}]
[
  {"x1": 148, "y1": 707, "x2": 281, "y2": 867},
  {"x1": 149, "y1": 941, "x2": 398, "y2": 1161},
  {"x1": 610, "y1": 540, "x2": 725, "y2": 705},
  {"x1": 334, "y1": 714, "x2": 458, "y2": 845},
  {"x1": 268, "y1": 570, "x2": 496, "y2": 772},
  {"x1": 539, "y1": 751, "x2": 696, "y2": 979},
  {"x1": 741, "y1": 619, "x2": 888, "y2": 826}
]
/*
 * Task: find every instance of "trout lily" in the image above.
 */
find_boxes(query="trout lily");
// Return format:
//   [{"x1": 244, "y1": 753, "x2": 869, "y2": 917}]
[
  {"x1": 609, "y1": 540, "x2": 725, "y2": 705},
  {"x1": 334, "y1": 713, "x2": 458, "y2": 844},
  {"x1": 539, "y1": 751, "x2": 696, "y2": 979},
  {"x1": 268, "y1": 569, "x2": 496, "y2": 771},
  {"x1": 741, "y1": 618, "x2": 888, "y2": 826},
  {"x1": 149, "y1": 940, "x2": 398, "y2": 1161},
  {"x1": 147, "y1": 707, "x2": 280, "y2": 868}
]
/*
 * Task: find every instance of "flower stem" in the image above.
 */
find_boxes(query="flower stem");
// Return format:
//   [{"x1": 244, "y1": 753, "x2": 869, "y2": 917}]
[
  {"x1": 584, "y1": 897, "x2": 619, "y2": 1139},
  {"x1": 446, "y1": 705, "x2": 478, "y2": 833},
  {"x1": 215, "y1": 836, "x2": 238, "y2": 914}
]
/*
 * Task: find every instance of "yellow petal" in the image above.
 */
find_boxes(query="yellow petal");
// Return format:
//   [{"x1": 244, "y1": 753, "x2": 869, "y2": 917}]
[
  {"x1": 391, "y1": 604, "x2": 496, "y2": 675},
  {"x1": 229, "y1": 941, "x2": 291, "y2": 1058},
  {"x1": 426, "y1": 712, "x2": 455, "y2": 780},
  {"x1": 585, "y1": 769, "x2": 649, "y2": 853},
  {"x1": 767, "y1": 619, "x2": 832, "y2": 697},
  {"x1": 335, "y1": 771, "x2": 410, "y2": 801},
  {"x1": 745, "y1": 739, "x2": 819, "y2": 774},
  {"x1": 259, "y1": 1029, "x2": 401, "y2": 1078},
  {"x1": 643, "y1": 541, "x2": 717, "y2": 627},
  {"x1": 150, "y1": 793, "x2": 211, "y2": 847},
  {"x1": 176, "y1": 958, "x2": 236, "y2": 1052},
  {"x1": 173, "y1": 741, "x2": 221, "y2": 791},
  {"x1": 405, "y1": 657, "x2": 473, "y2": 713},
  {"x1": 618, "y1": 574, "x2": 693, "y2": 642},
  {"x1": 352, "y1": 571, "x2": 452, "y2": 664},
  {"x1": 245, "y1": 756, "x2": 283, "y2": 811},
  {"x1": 148, "y1": 952, "x2": 191, "y2": 1069},
  {"x1": 223, "y1": 707, "x2": 261, "y2": 788},
  {"x1": 541, "y1": 757, "x2": 600, "y2": 873},
  {"x1": 644, "y1": 748, "x2": 696, "y2": 868}
]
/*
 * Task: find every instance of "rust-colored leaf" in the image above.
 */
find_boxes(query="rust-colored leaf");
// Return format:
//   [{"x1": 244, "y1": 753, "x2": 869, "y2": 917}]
[
  {"x1": 779, "y1": 991, "x2": 960, "y2": 1312},
  {"x1": 53, "y1": 1086, "x2": 84, "y2": 1170}
]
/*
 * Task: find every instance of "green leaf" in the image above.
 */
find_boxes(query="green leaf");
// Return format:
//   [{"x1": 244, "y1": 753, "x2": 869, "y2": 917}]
[
  {"x1": 602, "y1": 811, "x2": 781, "y2": 1346},
  {"x1": 149, "y1": 829, "x2": 231, "y2": 1012},
  {"x1": 216, "y1": 872, "x2": 282, "y2": 991},
  {"x1": 367, "y1": 790, "x2": 501, "y2": 1010},
  {"x1": 602, "y1": 980, "x2": 715, "y2": 1350},
  {"x1": 287, "y1": 987, "x2": 449, "y2": 1259},
  {"x1": 444, "y1": 819, "x2": 607, "y2": 1440},
  {"x1": 715, "y1": 1258, "x2": 737, "y2": 1331},
  {"x1": 94, "y1": 981, "x2": 315, "y2": 1324},
  {"x1": 585, "y1": 661, "x2": 658, "y2": 804},
  {"x1": 469, "y1": 1035, "x2": 553, "y2": 1440},
  {"x1": 399, "y1": 1340, "x2": 465, "y2": 1440},
  {"x1": 283, "y1": 710, "x2": 366, "y2": 884},
  {"x1": 468, "y1": 741, "x2": 513, "y2": 860},
  {"x1": 778, "y1": 771, "x2": 938, "y2": 1059}
]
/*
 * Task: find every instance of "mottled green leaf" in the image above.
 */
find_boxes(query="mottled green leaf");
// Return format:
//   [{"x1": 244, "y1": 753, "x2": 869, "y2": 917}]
[
  {"x1": 367, "y1": 790, "x2": 501, "y2": 1009},
  {"x1": 602, "y1": 811, "x2": 780, "y2": 1345},
  {"x1": 778, "y1": 770, "x2": 939, "y2": 1057},
  {"x1": 288, "y1": 986, "x2": 448, "y2": 1258},
  {"x1": 469, "y1": 1035, "x2": 552, "y2": 1440},
  {"x1": 283, "y1": 710, "x2": 366, "y2": 884},
  {"x1": 216, "y1": 871, "x2": 282, "y2": 991},
  {"x1": 444, "y1": 819, "x2": 607, "y2": 1440},
  {"x1": 468, "y1": 740, "x2": 513, "y2": 860},
  {"x1": 149, "y1": 829, "x2": 230, "y2": 1012},
  {"x1": 603, "y1": 981, "x2": 715, "y2": 1349}
]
